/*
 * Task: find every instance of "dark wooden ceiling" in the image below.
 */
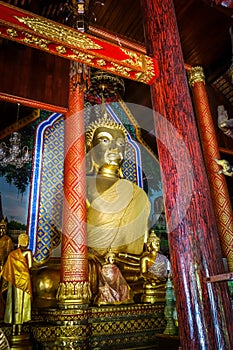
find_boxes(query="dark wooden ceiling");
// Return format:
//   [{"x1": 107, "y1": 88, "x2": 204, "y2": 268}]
[{"x1": 90, "y1": 0, "x2": 233, "y2": 81}]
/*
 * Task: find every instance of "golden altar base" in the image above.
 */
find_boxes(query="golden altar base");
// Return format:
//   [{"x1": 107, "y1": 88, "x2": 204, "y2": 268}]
[{"x1": 2, "y1": 303, "x2": 166, "y2": 349}]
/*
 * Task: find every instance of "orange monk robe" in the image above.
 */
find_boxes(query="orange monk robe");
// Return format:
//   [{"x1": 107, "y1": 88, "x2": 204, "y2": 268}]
[
  {"x1": 1, "y1": 248, "x2": 32, "y2": 325},
  {"x1": 1, "y1": 248, "x2": 32, "y2": 297}
]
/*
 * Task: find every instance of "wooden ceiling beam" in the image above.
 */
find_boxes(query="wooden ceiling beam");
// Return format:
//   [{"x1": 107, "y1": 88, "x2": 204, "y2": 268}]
[{"x1": 0, "y1": 1, "x2": 159, "y2": 85}]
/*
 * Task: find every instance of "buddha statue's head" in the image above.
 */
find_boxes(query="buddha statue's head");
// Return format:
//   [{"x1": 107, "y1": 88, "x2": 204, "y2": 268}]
[
  {"x1": 85, "y1": 113, "x2": 127, "y2": 176},
  {"x1": 18, "y1": 233, "x2": 29, "y2": 248},
  {"x1": 147, "y1": 229, "x2": 160, "y2": 253},
  {"x1": 104, "y1": 250, "x2": 116, "y2": 265},
  {"x1": 0, "y1": 219, "x2": 7, "y2": 237}
]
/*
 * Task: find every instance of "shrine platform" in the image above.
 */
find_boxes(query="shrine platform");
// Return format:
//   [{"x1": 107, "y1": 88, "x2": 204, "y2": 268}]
[{"x1": 1, "y1": 303, "x2": 167, "y2": 349}]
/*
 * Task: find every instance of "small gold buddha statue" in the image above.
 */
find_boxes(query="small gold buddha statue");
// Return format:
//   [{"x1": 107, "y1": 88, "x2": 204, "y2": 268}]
[{"x1": 116, "y1": 230, "x2": 169, "y2": 303}]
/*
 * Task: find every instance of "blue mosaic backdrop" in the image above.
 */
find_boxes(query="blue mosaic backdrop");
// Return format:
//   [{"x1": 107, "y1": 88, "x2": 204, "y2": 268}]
[{"x1": 29, "y1": 104, "x2": 144, "y2": 263}]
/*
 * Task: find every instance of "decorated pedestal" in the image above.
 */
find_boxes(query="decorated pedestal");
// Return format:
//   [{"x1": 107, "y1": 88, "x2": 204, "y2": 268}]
[{"x1": 31, "y1": 303, "x2": 166, "y2": 349}]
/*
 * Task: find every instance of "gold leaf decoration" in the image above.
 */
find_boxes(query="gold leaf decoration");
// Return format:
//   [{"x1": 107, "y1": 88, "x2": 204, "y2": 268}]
[{"x1": 15, "y1": 16, "x2": 103, "y2": 50}]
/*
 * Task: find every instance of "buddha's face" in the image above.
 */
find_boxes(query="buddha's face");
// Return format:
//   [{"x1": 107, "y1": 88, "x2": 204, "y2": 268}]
[
  {"x1": 18, "y1": 234, "x2": 29, "y2": 248},
  {"x1": 0, "y1": 225, "x2": 6, "y2": 238},
  {"x1": 150, "y1": 239, "x2": 160, "y2": 252},
  {"x1": 91, "y1": 126, "x2": 126, "y2": 169},
  {"x1": 105, "y1": 253, "x2": 115, "y2": 265}
]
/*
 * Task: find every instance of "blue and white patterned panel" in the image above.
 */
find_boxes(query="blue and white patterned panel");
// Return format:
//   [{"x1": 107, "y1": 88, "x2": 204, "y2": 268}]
[
  {"x1": 28, "y1": 113, "x2": 64, "y2": 261},
  {"x1": 28, "y1": 106, "x2": 143, "y2": 263}
]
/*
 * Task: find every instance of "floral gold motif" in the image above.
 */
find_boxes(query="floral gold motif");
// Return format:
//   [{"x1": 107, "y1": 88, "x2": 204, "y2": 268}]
[
  {"x1": 188, "y1": 66, "x2": 205, "y2": 86},
  {"x1": 6, "y1": 28, "x2": 18, "y2": 37},
  {"x1": 108, "y1": 62, "x2": 132, "y2": 77},
  {"x1": 121, "y1": 48, "x2": 143, "y2": 68},
  {"x1": 15, "y1": 16, "x2": 102, "y2": 50},
  {"x1": 6, "y1": 27, "x2": 50, "y2": 49},
  {"x1": 136, "y1": 56, "x2": 155, "y2": 83},
  {"x1": 96, "y1": 59, "x2": 107, "y2": 66},
  {"x1": 56, "y1": 45, "x2": 67, "y2": 54},
  {"x1": 68, "y1": 50, "x2": 95, "y2": 63},
  {"x1": 23, "y1": 32, "x2": 50, "y2": 49}
]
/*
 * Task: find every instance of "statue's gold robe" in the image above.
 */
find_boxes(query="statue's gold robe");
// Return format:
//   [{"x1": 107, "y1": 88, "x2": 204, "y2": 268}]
[
  {"x1": 0, "y1": 235, "x2": 13, "y2": 268},
  {"x1": 87, "y1": 179, "x2": 151, "y2": 256},
  {"x1": 1, "y1": 248, "x2": 32, "y2": 324}
]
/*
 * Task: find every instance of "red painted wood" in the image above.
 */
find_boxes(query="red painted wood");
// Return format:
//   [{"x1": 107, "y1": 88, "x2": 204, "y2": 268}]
[
  {"x1": 0, "y1": 2, "x2": 159, "y2": 85},
  {"x1": 141, "y1": 0, "x2": 233, "y2": 349},
  {"x1": 60, "y1": 80, "x2": 88, "y2": 283},
  {"x1": 205, "y1": 272, "x2": 233, "y2": 282},
  {"x1": 191, "y1": 81, "x2": 233, "y2": 272}
]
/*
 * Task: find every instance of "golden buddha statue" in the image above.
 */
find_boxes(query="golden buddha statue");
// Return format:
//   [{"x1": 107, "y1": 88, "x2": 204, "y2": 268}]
[
  {"x1": 116, "y1": 230, "x2": 169, "y2": 303},
  {"x1": 1, "y1": 233, "x2": 32, "y2": 336},
  {"x1": 32, "y1": 113, "x2": 151, "y2": 306},
  {"x1": 33, "y1": 114, "x2": 166, "y2": 306},
  {"x1": 85, "y1": 114, "x2": 152, "y2": 301},
  {"x1": 85, "y1": 114, "x2": 151, "y2": 259},
  {"x1": 0, "y1": 219, "x2": 13, "y2": 272},
  {"x1": 0, "y1": 219, "x2": 13, "y2": 320}
]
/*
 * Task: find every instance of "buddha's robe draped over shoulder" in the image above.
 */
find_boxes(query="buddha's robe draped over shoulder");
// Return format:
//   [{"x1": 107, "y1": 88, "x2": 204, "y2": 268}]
[{"x1": 87, "y1": 179, "x2": 151, "y2": 256}]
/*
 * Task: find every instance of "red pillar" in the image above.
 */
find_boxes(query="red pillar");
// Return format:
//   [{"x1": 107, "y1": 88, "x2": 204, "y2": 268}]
[
  {"x1": 56, "y1": 76, "x2": 90, "y2": 306},
  {"x1": 189, "y1": 66, "x2": 233, "y2": 272},
  {"x1": 140, "y1": 0, "x2": 233, "y2": 349}
]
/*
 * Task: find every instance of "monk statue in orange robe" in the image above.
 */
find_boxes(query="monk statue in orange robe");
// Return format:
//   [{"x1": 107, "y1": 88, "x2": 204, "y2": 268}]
[
  {"x1": 0, "y1": 219, "x2": 13, "y2": 319},
  {"x1": 1, "y1": 233, "x2": 32, "y2": 336},
  {"x1": 0, "y1": 219, "x2": 13, "y2": 272}
]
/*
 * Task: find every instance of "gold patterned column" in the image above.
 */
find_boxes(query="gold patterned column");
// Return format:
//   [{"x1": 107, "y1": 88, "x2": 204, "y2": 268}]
[
  {"x1": 189, "y1": 66, "x2": 233, "y2": 271},
  {"x1": 56, "y1": 75, "x2": 90, "y2": 307}
]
